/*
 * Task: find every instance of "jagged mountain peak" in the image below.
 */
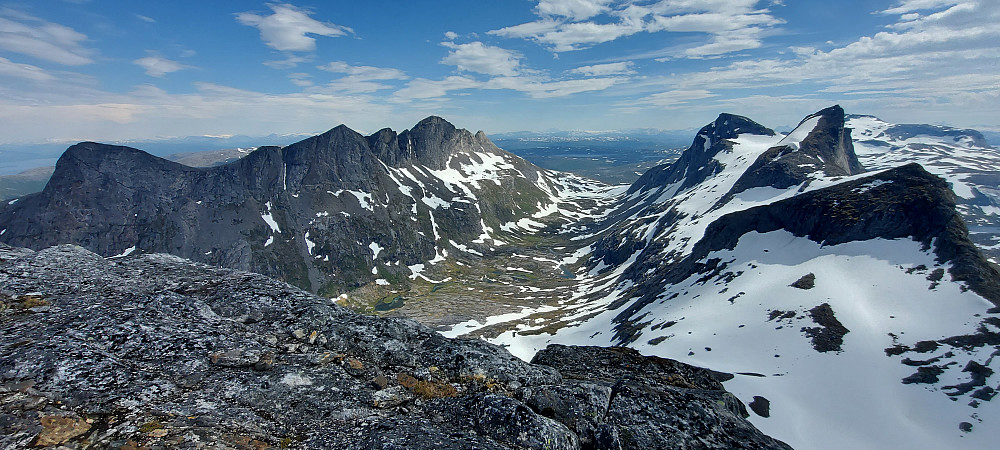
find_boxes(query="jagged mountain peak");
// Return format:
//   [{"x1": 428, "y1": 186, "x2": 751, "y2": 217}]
[
  {"x1": 413, "y1": 114, "x2": 455, "y2": 129},
  {"x1": 727, "y1": 105, "x2": 863, "y2": 196},
  {"x1": 707, "y1": 112, "x2": 776, "y2": 141},
  {"x1": 626, "y1": 113, "x2": 775, "y2": 195},
  {"x1": 0, "y1": 114, "x2": 602, "y2": 298}
]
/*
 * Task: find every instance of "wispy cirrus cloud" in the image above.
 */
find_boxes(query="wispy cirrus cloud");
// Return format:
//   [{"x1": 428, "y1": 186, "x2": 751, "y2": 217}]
[
  {"x1": 0, "y1": 9, "x2": 94, "y2": 65},
  {"x1": 133, "y1": 53, "x2": 192, "y2": 77},
  {"x1": 316, "y1": 61, "x2": 408, "y2": 93},
  {"x1": 0, "y1": 56, "x2": 54, "y2": 81},
  {"x1": 489, "y1": 0, "x2": 783, "y2": 57}
]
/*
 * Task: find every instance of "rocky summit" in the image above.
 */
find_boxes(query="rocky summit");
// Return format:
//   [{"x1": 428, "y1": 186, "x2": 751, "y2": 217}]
[{"x1": 0, "y1": 243, "x2": 788, "y2": 449}]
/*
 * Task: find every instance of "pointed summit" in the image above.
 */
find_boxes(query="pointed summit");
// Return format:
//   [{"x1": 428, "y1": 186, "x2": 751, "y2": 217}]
[
  {"x1": 728, "y1": 105, "x2": 864, "y2": 195},
  {"x1": 628, "y1": 113, "x2": 774, "y2": 194},
  {"x1": 397, "y1": 115, "x2": 476, "y2": 169}
]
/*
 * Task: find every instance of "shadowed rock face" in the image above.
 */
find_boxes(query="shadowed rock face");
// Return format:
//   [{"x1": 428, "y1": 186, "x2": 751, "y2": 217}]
[
  {"x1": 0, "y1": 117, "x2": 548, "y2": 295},
  {"x1": 0, "y1": 244, "x2": 789, "y2": 449},
  {"x1": 730, "y1": 105, "x2": 864, "y2": 195}
]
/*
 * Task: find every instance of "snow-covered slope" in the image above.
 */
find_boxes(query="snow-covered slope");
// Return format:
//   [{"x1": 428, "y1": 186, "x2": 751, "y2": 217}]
[
  {"x1": 849, "y1": 114, "x2": 1000, "y2": 263},
  {"x1": 477, "y1": 106, "x2": 1000, "y2": 449}
]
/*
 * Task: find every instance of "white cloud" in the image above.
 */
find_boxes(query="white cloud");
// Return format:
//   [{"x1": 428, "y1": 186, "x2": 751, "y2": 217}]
[
  {"x1": 288, "y1": 72, "x2": 312, "y2": 87},
  {"x1": 0, "y1": 10, "x2": 93, "y2": 65},
  {"x1": 236, "y1": 3, "x2": 351, "y2": 52},
  {"x1": 486, "y1": 75, "x2": 622, "y2": 98},
  {"x1": 133, "y1": 54, "x2": 191, "y2": 77},
  {"x1": 490, "y1": 0, "x2": 783, "y2": 56},
  {"x1": 263, "y1": 54, "x2": 311, "y2": 69},
  {"x1": 136, "y1": 14, "x2": 156, "y2": 23},
  {"x1": 568, "y1": 61, "x2": 634, "y2": 76},
  {"x1": 0, "y1": 81, "x2": 400, "y2": 145},
  {"x1": 393, "y1": 76, "x2": 482, "y2": 100},
  {"x1": 882, "y1": 0, "x2": 960, "y2": 14},
  {"x1": 0, "y1": 56, "x2": 54, "y2": 81},
  {"x1": 633, "y1": 89, "x2": 717, "y2": 108},
  {"x1": 315, "y1": 61, "x2": 408, "y2": 94},
  {"x1": 444, "y1": 31, "x2": 459, "y2": 40},
  {"x1": 441, "y1": 41, "x2": 522, "y2": 76},
  {"x1": 318, "y1": 61, "x2": 407, "y2": 80},
  {"x1": 535, "y1": 0, "x2": 614, "y2": 20}
]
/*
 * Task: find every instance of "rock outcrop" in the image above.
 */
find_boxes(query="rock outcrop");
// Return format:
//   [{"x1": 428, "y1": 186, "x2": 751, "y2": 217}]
[{"x1": 0, "y1": 243, "x2": 789, "y2": 449}]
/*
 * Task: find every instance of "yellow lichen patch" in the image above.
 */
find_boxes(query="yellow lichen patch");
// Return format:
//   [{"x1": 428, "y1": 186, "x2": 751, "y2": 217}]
[
  {"x1": 230, "y1": 435, "x2": 271, "y2": 449},
  {"x1": 20, "y1": 295, "x2": 49, "y2": 308},
  {"x1": 138, "y1": 420, "x2": 163, "y2": 433},
  {"x1": 397, "y1": 373, "x2": 418, "y2": 389},
  {"x1": 35, "y1": 415, "x2": 91, "y2": 446},
  {"x1": 396, "y1": 372, "x2": 457, "y2": 398},
  {"x1": 665, "y1": 374, "x2": 696, "y2": 389},
  {"x1": 413, "y1": 379, "x2": 458, "y2": 399},
  {"x1": 120, "y1": 440, "x2": 149, "y2": 450},
  {"x1": 346, "y1": 357, "x2": 364, "y2": 370}
]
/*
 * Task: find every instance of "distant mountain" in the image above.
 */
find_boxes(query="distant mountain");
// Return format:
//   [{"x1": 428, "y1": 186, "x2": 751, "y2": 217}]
[
  {"x1": 847, "y1": 114, "x2": 1000, "y2": 263},
  {"x1": 0, "y1": 117, "x2": 604, "y2": 299},
  {"x1": 0, "y1": 166, "x2": 51, "y2": 202},
  {"x1": 492, "y1": 128, "x2": 695, "y2": 143},
  {"x1": 0, "y1": 134, "x2": 309, "y2": 176},
  {"x1": 0, "y1": 147, "x2": 259, "y2": 201}
]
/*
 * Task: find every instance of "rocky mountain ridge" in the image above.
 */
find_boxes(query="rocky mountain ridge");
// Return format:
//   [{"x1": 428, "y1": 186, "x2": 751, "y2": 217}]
[
  {"x1": 0, "y1": 117, "x2": 607, "y2": 301},
  {"x1": 0, "y1": 243, "x2": 788, "y2": 449}
]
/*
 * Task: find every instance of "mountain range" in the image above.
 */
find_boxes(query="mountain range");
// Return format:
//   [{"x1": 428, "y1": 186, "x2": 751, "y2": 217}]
[{"x1": 2, "y1": 105, "x2": 999, "y2": 449}]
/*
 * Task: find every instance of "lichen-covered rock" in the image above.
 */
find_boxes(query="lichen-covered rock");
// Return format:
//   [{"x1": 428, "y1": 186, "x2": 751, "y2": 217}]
[{"x1": 0, "y1": 244, "x2": 786, "y2": 449}]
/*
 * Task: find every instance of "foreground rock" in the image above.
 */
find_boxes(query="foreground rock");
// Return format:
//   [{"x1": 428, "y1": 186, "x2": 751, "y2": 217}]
[{"x1": 0, "y1": 244, "x2": 788, "y2": 449}]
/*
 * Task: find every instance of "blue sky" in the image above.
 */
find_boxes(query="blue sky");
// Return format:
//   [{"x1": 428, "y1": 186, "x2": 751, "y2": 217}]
[{"x1": 0, "y1": 0, "x2": 996, "y2": 144}]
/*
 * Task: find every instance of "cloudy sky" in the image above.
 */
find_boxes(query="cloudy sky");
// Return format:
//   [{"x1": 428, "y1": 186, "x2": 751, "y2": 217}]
[{"x1": 0, "y1": 0, "x2": 996, "y2": 144}]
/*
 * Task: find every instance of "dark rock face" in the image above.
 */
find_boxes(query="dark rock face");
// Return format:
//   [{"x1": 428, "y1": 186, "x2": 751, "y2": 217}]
[
  {"x1": 748, "y1": 396, "x2": 770, "y2": 418},
  {"x1": 530, "y1": 345, "x2": 790, "y2": 449},
  {"x1": 0, "y1": 244, "x2": 788, "y2": 449},
  {"x1": 628, "y1": 113, "x2": 775, "y2": 196},
  {"x1": 0, "y1": 117, "x2": 553, "y2": 295},
  {"x1": 730, "y1": 105, "x2": 864, "y2": 195}
]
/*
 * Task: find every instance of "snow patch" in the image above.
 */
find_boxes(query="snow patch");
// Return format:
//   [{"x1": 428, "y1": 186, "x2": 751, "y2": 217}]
[
  {"x1": 261, "y1": 202, "x2": 281, "y2": 234},
  {"x1": 369, "y1": 242, "x2": 384, "y2": 260},
  {"x1": 110, "y1": 246, "x2": 137, "y2": 258},
  {"x1": 304, "y1": 232, "x2": 316, "y2": 255}
]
